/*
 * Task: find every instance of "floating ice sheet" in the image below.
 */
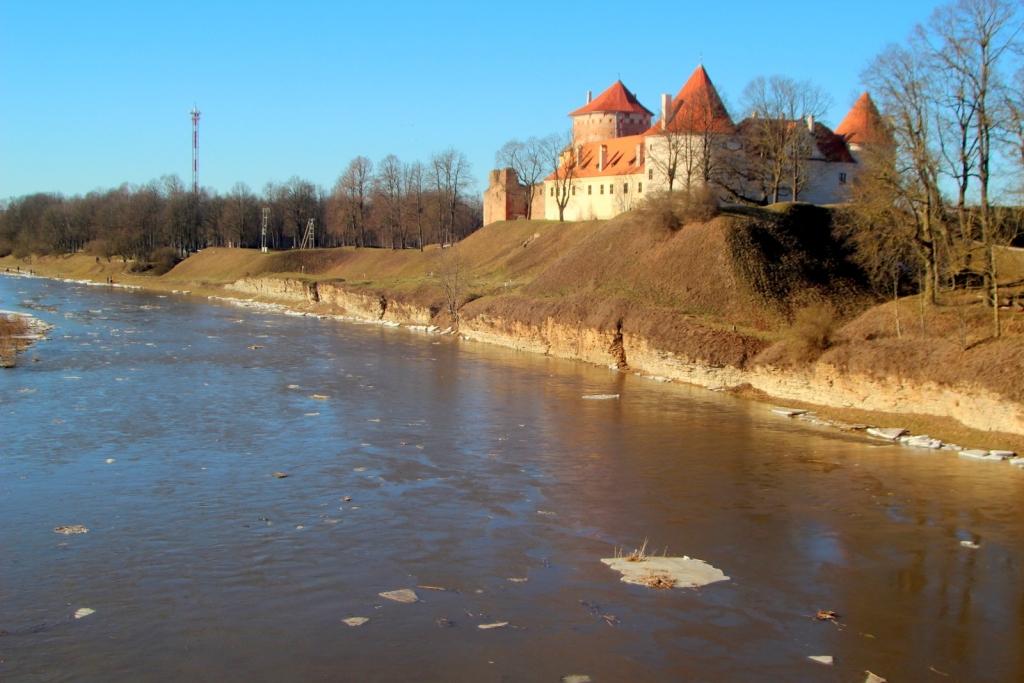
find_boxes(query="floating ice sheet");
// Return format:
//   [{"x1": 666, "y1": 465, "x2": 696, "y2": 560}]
[
  {"x1": 601, "y1": 556, "x2": 729, "y2": 589},
  {"x1": 379, "y1": 589, "x2": 418, "y2": 603}
]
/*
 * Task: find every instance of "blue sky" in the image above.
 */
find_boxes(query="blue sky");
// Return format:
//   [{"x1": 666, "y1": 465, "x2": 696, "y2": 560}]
[{"x1": 0, "y1": 0, "x2": 947, "y2": 200}]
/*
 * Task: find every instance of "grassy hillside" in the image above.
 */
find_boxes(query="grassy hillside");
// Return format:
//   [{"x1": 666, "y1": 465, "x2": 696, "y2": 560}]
[
  {"x1": 0, "y1": 205, "x2": 877, "y2": 355},
  {"x1": 459, "y1": 203, "x2": 872, "y2": 367},
  {"x1": 5, "y1": 205, "x2": 1021, "y2": 412},
  {"x1": 6, "y1": 206, "x2": 1024, "y2": 450}
]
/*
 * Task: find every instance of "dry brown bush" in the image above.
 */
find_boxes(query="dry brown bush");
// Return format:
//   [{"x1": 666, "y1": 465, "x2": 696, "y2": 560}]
[
  {"x1": 0, "y1": 314, "x2": 30, "y2": 367},
  {"x1": 785, "y1": 302, "x2": 836, "y2": 362},
  {"x1": 640, "y1": 187, "x2": 720, "y2": 231}
]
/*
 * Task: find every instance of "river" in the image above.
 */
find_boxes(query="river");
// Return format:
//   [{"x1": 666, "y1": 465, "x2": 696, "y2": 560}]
[{"x1": 1, "y1": 274, "x2": 1022, "y2": 682}]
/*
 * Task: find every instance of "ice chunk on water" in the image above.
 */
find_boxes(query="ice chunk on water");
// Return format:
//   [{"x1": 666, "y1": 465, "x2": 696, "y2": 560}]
[{"x1": 379, "y1": 589, "x2": 418, "y2": 603}]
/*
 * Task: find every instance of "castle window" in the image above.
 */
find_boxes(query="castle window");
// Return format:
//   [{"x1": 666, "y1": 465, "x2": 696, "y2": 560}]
[
  {"x1": 623, "y1": 183, "x2": 629, "y2": 193},
  {"x1": 609, "y1": 184, "x2": 614, "y2": 194},
  {"x1": 588, "y1": 185, "x2": 592, "y2": 195},
  {"x1": 600, "y1": 185, "x2": 604, "y2": 194},
  {"x1": 648, "y1": 170, "x2": 653, "y2": 180},
  {"x1": 572, "y1": 185, "x2": 576, "y2": 196},
  {"x1": 550, "y1": 186, "x2": 554, "y2": 197},
  {"x1": 839, "y1": 172, "x2": 847, "y2": 184},
  {"x1": 638, "y1": 182, "x2": 643, "y2": 193}
]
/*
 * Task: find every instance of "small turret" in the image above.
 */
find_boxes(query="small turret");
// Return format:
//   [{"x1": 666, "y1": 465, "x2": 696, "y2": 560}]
[{"x1": 835, "y1": 92, "x2": 886, "y2": 155}]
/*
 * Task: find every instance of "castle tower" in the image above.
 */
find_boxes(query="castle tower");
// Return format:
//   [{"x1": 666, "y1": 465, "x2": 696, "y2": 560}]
[
  {"x1": 835, "y1": 92, "x2": 887, "y2": 160},
  {"x1": 648, "y1": 65, "x2": 734, "y2": 135},
  {"x1": 569, "y1": 81, "x2": 653, "y2": 144}
]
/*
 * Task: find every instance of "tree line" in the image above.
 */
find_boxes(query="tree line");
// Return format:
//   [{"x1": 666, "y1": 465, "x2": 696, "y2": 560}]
[
  {"x1": 494, "y1": 0, "x2": 1023, "y2": 342},
  {"x1": 0, "y1": 148, "x2": 481, "y2": 261},
  {"x1": 839, "y1": 0, "x2": 1024, "y2": 339}
]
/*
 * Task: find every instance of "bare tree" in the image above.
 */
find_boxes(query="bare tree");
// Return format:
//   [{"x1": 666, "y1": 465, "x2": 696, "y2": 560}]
[
  {"x1": 280, "y1": 177, "x2": 318, "y2": 249},
  {"x1": 927, "y1": 0, "x2": 1021, "y2": 334},
  {"x1": 433, "y1": 243, "x2": 464, "y2": 329},
  {"x1": 731, "y1": 76, "x2": 834, "y2": 204},
  {"x1": 405, "y1": 161, "x2": 426, "y2": 250},
  {"x1": 222, "y1": 182, "x2": 258, "y2": 248},
  {"x1": 1002, "y1": 66, "x2": 1024, "y2": 176},
  {"x1": 429, "y1": 148, "x2": 472, "y2": 245},
  {"x1": 647, "y1": 85, "x2": 733, "y2": 193},
  {"x1": 376, "y1": 155, "x2": 405, "y2": 249},
  {"x1": 495, "y1": 137, "x2": 548, "y2": 219},
  {"x1": 645, "y1": 125, "x2": 688, "y2": 193},
  {"x1": 336, "y1": 157, "x2": 374, "y2": 248},
  {"x1": 544, "y1": 131, "x2": 580, "y2": 222},
  {"x1": 863, "y1": 43, "x2": 946, "y2": 305},
  {"x1": 838, "y1": 154, "x2": 927, "y2": 337}
]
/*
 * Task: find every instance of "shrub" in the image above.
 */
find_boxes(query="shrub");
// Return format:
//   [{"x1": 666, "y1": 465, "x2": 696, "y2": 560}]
[
  {"x1": 85, "y1": 239, "x2": 114, "y2": 259},
  {"x1": 640, "y1": 186, "x2": 720, "y2": 232},
  {"x1": 149, "y1": 247, "x2": 182, "y2": 276},
  {"x1": 0, "y1": 314, "x2": 29, "y2": 367},
  {"x1": 678, "y1": 184, "x2": 721, "y2": 224},
  {"x1": 786, "y1": 302, "x2": 836, "y2": 362}
]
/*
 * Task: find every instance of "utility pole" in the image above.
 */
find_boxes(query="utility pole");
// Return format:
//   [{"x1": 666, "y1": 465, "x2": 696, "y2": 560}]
[
  {"x1": 190, "y1": 104, "x2": 201, "y2": 194},
  {"x1": 261, "y1": 208, "x2": 269, "y2": 253}
]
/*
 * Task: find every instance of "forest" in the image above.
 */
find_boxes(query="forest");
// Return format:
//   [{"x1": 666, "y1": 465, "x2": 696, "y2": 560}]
[{"x1": 0, "y1": 148, "x2": 481, "y2": 262}]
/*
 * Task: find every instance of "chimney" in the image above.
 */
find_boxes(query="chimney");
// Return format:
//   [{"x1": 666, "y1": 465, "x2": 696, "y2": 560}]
[
  {"x1": 660, "y1": 94, "x2": 671, "y2": 130},
  {"x1": 598, "y1": 145, "x2": 607, "y2": 172},
  {"x1": 635, "y1": 143, "x2": 642, "y2": 167},
  {"x1": 587, "y1": 90, "x2": 593, "y2": 104},
  {"x1": 806, "y1": 114, "x2": 815, "y2": 133}
]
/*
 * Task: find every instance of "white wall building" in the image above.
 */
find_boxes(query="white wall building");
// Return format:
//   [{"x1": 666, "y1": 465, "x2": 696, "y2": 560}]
[{"x1": 533, "y1": 66, "x2": 884, "y2": 222}]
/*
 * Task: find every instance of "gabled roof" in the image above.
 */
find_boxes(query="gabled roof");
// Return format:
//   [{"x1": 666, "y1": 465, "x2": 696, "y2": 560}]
[
  {"x1": 569, "y1": 80, "x2": 654, "y2": 117},
  {"x1": 645, "y1": 65, "x2": 734, "y2": 135},
  {"x1": 835, "y1": 92, "x2": 886, "y2": 146},
  {"x1": 812, "y1": 122, "x2": 856, "y2": 163},
  {"x1": 544, "y1": 134, "x2": 646, "y2": 181},
  {"x1": 735, "y1": 118, "x2": 856, "y2": 164}
]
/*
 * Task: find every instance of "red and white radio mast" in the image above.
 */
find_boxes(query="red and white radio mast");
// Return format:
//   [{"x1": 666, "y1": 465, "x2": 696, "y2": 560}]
[{"x1": 189, "y1": 104, "x2": 201, "y2": 193}]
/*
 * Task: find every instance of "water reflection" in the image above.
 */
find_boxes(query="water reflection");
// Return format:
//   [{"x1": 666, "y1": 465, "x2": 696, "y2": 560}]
[{"x1": 1, "y1": 274, "x2": 1022, "y2": 682}]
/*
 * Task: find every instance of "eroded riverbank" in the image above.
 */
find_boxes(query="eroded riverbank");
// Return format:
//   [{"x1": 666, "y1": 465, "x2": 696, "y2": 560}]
[{"x1": 4, "y1": 262, "x2": 1023, "y2": 457}]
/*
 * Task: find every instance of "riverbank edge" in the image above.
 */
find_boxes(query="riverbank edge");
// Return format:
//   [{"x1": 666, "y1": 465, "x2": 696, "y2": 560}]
[
  {"x1": 0, "y1": 306, "x2": 54, "y2": 366},
  {"x1": 3, "y1": 268, "x2": 1023, "y2": 453}
]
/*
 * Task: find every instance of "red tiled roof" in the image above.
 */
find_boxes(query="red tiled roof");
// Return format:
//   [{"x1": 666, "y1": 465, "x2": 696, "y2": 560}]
[
  {"x1": 569, "y1": 80, "x2": 653, "y2": 117},
  {"x1": 835, "y1": 92, "x2": 886, "y2": 146},
  {"x1": 735, "y1": 119, "x2": 856, "y2": 163},
  {"x1": 645, "y1": 65, "x2": 734, "y2": 135},
  {"x1": 545, "y1": 134, "x2": 646, "y2": 181},
  {"x1": 812, "y1": 122, "x2": 856, "y2": 163}
]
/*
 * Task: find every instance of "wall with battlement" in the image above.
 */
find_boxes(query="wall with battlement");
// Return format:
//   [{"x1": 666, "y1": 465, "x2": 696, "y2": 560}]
[
  {"x1": 483, "y1": 168, "x2": 547, "y2": 225},
  {"x1": 573, "y1": 112, "x2": 652, "y2": 145}
]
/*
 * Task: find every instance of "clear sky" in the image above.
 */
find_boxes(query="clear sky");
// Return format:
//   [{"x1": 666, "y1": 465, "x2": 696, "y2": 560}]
[{"x1": 0, "y1": 0, "x2": 948, "y2": 201}]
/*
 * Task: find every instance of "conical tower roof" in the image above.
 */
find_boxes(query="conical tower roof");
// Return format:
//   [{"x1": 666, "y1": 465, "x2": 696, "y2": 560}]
[
  {"x1": 835, "y1": 92, "x2": 886, "y2": 146},
  {"x1": 646, "y1": 65, "x2": 734, "y2": 135},
  {"x1": 569, "y1": 80, "x2": 653, "y2": 117}
]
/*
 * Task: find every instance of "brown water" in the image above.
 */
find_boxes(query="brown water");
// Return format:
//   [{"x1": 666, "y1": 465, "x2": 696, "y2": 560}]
[{"x1": 1, "y1": 274, "x2": 1022, "y2": 682}]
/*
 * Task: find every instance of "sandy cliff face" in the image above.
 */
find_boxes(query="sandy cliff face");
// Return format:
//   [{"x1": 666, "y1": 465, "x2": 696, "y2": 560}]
[
  {"x1": 224, "y1": 275, "x2": 1023, "y2": 436},
  {"x1": 316, "y1": 282, "x2": 432, "y2": 325},
  {"x1": 227, "y1": 277, "x2": 432, "y2": 325},
  {"x1": 230, "y1": 277, "x2": 314, "y2": 302},
  {"x1": 461, "y1": 313, "x2": 1024, "y2": 436}
]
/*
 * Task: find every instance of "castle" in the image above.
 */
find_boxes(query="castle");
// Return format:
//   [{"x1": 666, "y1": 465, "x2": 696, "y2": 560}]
[{"x1": 484, "y1": 66, "x2": 884, "y2": 224}]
